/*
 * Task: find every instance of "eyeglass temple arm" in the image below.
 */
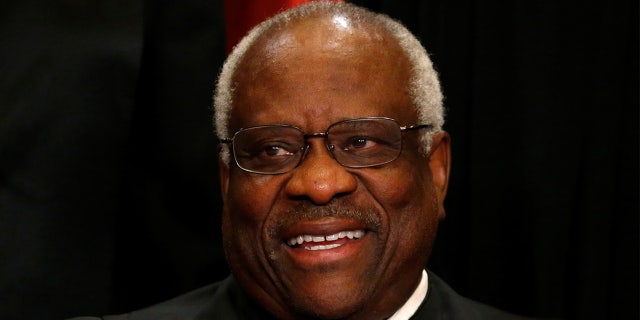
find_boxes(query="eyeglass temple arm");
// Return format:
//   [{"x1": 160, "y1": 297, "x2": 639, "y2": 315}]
[{"x1": 400, "y1": 124, "x2": 432, "y2": 132}]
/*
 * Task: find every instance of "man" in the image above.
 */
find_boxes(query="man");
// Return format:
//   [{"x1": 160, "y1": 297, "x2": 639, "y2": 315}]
[{"x1": 71, "y1": 2, "x2": 535, "y2": 319}]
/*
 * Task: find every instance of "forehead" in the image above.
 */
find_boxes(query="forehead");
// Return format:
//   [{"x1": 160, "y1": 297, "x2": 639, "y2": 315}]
[{"x1": 229, "y1": 14, "x2": 417, "y2": 131}]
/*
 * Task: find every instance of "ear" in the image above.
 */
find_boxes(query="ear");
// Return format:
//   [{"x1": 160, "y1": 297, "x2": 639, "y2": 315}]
[
  {"x1": 427, "y1": 131, "x2": 451, "y2": 220},
  {"x1": 219, "y1": 157, "x2": 230, "y2": 202}
]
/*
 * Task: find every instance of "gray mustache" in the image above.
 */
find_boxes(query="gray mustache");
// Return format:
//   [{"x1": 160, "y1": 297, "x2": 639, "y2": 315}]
[{"x1": 277, "y1": 202, "x2": 382, "y2": 231}]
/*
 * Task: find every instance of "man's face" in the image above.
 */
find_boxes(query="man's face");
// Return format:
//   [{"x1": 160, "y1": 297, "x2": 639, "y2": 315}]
[{"x1": 219, "y1": 16, "x2": 450, "y2": 320}]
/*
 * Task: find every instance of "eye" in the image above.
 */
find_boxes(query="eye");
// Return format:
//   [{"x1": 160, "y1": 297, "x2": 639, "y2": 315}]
[
  {"x1": 241, "y1": 139, "x2": 299, "y2": 159},
  {"x1": 263, "y1": 144, "x2": 294, "y2": 157},
  {"x1": 342, "y1": 136, "x2": 377, "y2": 151}
]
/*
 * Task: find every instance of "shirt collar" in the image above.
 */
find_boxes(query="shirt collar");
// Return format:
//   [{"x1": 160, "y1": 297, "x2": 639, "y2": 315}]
[{"x1": 387, "y1": 269, "x2": 429, "y2": 320}]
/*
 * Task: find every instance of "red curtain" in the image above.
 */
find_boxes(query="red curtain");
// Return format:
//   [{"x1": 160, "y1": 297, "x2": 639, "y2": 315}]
[{"x1": 223, "y1": 0, "x2": 344, "y2": 54}]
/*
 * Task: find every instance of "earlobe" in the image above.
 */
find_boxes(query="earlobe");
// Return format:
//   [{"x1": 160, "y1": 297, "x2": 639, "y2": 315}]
[{"x1": 427, "y1": 131, "x2": 451, "y2": 219}]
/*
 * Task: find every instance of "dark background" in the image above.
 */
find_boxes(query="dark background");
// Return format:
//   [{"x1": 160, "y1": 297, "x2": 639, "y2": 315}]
[{"x1": 1, "y1": 0, "x2": 637, "y2": 319}]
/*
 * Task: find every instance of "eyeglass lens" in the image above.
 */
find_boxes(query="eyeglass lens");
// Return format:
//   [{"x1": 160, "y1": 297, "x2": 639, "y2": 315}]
[{"x1": 232, "y1": 118, "x2": 403, "y2": 174}]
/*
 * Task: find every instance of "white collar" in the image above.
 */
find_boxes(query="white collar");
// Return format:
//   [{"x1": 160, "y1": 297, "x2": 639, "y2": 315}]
[{"x1": 387, "y1": 269, "x2": 429, "y2": 320}]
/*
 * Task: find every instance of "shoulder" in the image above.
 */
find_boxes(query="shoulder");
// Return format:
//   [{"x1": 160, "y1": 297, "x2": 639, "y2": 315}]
[
  {"x1": 414, "y1": 271, "x2": 539, "y2": 320},
  {"x1": 68, "y1": 277, "x2": 234, "y2": 320}
]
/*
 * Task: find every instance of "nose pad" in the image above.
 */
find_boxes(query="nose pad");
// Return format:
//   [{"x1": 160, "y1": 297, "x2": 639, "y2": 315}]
[
  {"x1": 326, "y1": 143, "x2": 336, "y2": 154},
  {"x1": 284, "y1": 141, "x2": 357, "y2": 204}
]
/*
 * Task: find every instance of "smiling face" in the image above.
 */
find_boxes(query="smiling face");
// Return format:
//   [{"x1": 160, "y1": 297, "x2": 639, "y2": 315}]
[{"x1": 218, "y1": 13, "x2": 450, "y2": 320}]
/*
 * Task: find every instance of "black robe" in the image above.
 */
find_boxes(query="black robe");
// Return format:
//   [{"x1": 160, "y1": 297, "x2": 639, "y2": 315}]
[{"x1": 69, "y1": 271, "x2": 538, "y2": 320}]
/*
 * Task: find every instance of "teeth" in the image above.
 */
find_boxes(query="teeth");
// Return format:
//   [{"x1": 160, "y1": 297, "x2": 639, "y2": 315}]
[
  {"x1": 305, "y1": 243, "x2": 342, "y2": 251},
  {"x1": 286, "y1": 229, "x2": 365, "y2": 249}
]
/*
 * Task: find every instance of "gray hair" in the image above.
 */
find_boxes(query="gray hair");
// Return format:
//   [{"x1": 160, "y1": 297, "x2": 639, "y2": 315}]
[{"x1": 213, "y1": 1, "x2": 444, "y2": 164}]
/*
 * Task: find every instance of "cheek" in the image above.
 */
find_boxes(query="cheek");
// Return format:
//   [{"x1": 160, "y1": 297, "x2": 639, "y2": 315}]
[
  {"x1": 222, "y1": 172, "x2": 283, "y2": 255},
  {"x1": 225, "y1": 172, "x2": 280, "y2": 223},
  {"x1": 366, "y1": 159, "x2": 440, "y2": 251},
  {"x1": 373, "y1": 161, "x2": 433, "y2": 211},
  {"x1": 222, "y1": 172, "x2": 284, "y2": 271}
]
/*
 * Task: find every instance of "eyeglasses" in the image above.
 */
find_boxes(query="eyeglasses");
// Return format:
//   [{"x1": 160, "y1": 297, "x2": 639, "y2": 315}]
[{"x1": 219, "y1": 117, "x2": 431, "y2": 175}]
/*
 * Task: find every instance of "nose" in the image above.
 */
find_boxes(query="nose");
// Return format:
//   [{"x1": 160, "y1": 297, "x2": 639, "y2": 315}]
[{"x1": 284, "y1": 140, "x2": 357, "y2": 204}]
